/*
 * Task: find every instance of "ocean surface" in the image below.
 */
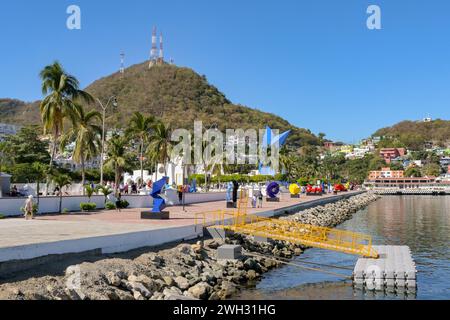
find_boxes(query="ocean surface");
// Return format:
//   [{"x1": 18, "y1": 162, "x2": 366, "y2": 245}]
[{"x1": 237, "y1": 196, "x2": 450, "y2": 300}]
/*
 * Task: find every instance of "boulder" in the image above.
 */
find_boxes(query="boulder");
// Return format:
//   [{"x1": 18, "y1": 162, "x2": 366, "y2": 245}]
[
  {"x1": 174, "y1": 276, "x2": 190, "y2": 290},
  {"x1": 217, "y1": 281, "x2": 238, "y2": 300},
  {"x1": 191, "y1": 241, "x2": 204, "y2": 254},
  {"x1": 188, "y1": 282, "x2": 212, "y2": 300},
  {"x1": 246, "y1": 270, "x2": 257, "y2": 281},
  {"x1": 207, "y1": 241, "x2": 221, "y2": 249},
  {"x1": 106, "y1": 271, "x2": 126, "y2": 287},
  {"x1": 124, "y1": 281, "x2": 152, "y2": 299},
  {"x1": 163, "y1": 287, "x2": 182, "y2": 299},
  {"x1": 243, "y1": 258, "x2": 261, "y2": 273},
  {"x1": 163, "y1": 276, "x2": 175, "y2": 287}
]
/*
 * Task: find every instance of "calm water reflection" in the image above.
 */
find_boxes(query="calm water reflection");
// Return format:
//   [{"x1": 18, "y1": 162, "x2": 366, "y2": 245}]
[{"x1": 237, "y1": 196, "x2": 450, "y2": 300}]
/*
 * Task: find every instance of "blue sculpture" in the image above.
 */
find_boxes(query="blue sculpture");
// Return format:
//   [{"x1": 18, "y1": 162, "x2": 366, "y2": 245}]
[
  {"x1": 259, "y1": 126, "x2": 291, "y2": 176},
  {"x1": 151, "y1": 177, "x2": 169, "y2": 213},
  {"x1": 226, "y1": 182, "x2": 233, "y2": 202},
  {"x1": 267, "y1": 182, "x2": 280, "y2": 199},
  {"x1": 189, "y1": 179, "x2": 197, "y2": 193}
]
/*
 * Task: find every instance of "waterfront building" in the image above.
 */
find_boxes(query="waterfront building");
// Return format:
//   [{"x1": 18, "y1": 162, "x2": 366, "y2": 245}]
[
  {"x1": 368, "y1": 167, "x2": 404, "y2": 180},
  {"x1": 364, "y1": 176, "x2": 443, "y2": 189}
]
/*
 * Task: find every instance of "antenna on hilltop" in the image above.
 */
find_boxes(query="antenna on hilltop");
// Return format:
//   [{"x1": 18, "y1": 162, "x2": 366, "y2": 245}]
[{"x1": 120, "y1": 52, "x2": 125, "y2": 75}]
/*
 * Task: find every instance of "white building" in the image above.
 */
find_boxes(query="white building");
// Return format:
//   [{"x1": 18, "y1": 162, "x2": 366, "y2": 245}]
[
  {"x1": 55, "y1": 155, "x2": 101, "y2": 172},
  {"x1": 124, "y1": 158, "x2": 189, "y2": 187},
  {"x1": 0, "y1": 123, "x2": 18, "y2": 141},
  {"x1": 345, "y1": 146, "x2": 371, "y2": 160}
]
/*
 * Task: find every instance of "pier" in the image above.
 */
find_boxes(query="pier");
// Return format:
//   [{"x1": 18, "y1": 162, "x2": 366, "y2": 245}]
[{"x1": 373, "y1": 188, "x2": 450, "y2": 195}]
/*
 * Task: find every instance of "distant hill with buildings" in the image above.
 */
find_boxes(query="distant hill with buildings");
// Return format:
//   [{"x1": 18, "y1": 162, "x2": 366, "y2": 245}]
[
  {"x1": 373, "y1": 119, "x2": 450, "y2": 150},
  {"x1": 0, "y1": 62, "x2": 320, "y2": 149}
]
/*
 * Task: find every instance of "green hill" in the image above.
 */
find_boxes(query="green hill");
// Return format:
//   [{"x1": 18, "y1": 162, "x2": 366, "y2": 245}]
[
  {"x1": 374, "y1": 119, "x2": 450, "y2": 150},
  {"x1": 0, "y1": 62, "x2": 320, "y2": 148}
]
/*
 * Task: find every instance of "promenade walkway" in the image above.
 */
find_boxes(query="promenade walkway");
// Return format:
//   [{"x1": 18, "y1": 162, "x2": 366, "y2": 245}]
[{"x1": 0, "y1": 191, "x2": 362, "y2": 265}]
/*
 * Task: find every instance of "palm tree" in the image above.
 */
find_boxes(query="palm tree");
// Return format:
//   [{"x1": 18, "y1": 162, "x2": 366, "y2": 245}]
[
  {"x1": 147, "y1": 121, "x2": 172, "y2": 180},
  {"x1": 126, "y1": 112, "x2": 155, "y2": 186},
  {"x1": 84, "y1": 185, "x2": 96, "y2": 203},
  {"x1": 97, "y1": 185, "x2": 113, "y2": 204},
  {"x1": 105, "y1": 135, "x2": 127, "y2": 190},
  {"x1": 31, "y1": 162, "x2": 48, "y2": 206},
  {"x1": 52, "y1": 174, "x2": 72, "y2": 213},
  {"x1": 279, "y1": 147, "x2": 301, "y2": 182},
  {"x1": 60, "y1": 105, "x2": 102, "y2": 192},
  {"x1": 39, "y1": 62, "x2": 94, "y2": 194}
]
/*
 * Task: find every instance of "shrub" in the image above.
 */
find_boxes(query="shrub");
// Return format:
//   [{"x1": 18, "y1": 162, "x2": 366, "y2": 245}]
[
  {"x1": 80, "y1": 203, "x2": 97, "y2": 212},
  {"x1": 274, "y1": 173, "x2": 287, "y2": 182},
  {"x1": 63, "y1": 208, "x2": 70, "y2": 214},
  {"x1": 0, "y1": 214, "x2": 5, "y2": 219},
  {"x1": 105, "y1": 202, "x2": 116, "y2": 210},
  {"x1": 119, "y1": 200, "x2": 130, "y2": 209}
]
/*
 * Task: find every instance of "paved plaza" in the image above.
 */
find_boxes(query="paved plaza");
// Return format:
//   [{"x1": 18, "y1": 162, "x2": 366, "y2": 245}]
[{"x1": 0, "y1": 192, "x2": 360, "y2": 263}]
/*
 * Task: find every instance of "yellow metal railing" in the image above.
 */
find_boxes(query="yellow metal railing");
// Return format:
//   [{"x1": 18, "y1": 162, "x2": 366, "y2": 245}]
[
  {"x1": 194, "y1": 188, "x2": 378, "y2": 259},
  {"x1": 227, "y1": 214, "x2": 378, "y2": 258},
  {"x1": 194, "y1": 210, "x2": 228, "y2": 233}
]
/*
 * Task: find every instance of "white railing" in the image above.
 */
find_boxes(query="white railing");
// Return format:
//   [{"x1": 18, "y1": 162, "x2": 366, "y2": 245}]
[{"x1": 0, "y1": 192, "x2": 227, "y2": 217}]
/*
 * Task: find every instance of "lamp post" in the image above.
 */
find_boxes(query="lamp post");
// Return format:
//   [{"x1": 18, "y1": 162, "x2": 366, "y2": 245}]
[
  {"x1": 182, "y1": 163, "x2": 186, "y2": 212},
  {"x1": 97, "y1": 96, "x2": 118, "y2": 186}
]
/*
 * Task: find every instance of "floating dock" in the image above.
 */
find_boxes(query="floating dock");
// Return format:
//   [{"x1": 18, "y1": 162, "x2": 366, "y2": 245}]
[{"x1": 353, "y1": 246, "x2": 417, "y2": 292}]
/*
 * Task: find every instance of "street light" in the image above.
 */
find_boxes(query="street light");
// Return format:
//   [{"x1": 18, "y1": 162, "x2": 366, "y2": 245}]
[{"x1": 97, "y1": 96, "x2": 118, "y2": 186}]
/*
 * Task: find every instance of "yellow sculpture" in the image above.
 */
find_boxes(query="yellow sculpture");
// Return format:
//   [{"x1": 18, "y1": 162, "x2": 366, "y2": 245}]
[{"x1": 289, "y1": 183, "x2": 301, "y2": 195}]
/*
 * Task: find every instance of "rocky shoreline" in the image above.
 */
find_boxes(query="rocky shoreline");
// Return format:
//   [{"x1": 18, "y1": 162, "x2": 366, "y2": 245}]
[
  {"x1": 282, "y1": 192, "x2": 380, "y2": 227},
  {"x1": 0, "y1": 193, "x2": 379, "y2": 301}
]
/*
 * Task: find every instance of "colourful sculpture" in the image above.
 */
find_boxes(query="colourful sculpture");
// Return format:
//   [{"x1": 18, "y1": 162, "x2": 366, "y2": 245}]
[
  {"x1": 226, "y1": 182, "x2": 233, "y2": 202},
  {"x1": 267, "y1": 182, "x2": 280, "y2": 199},
  {"x1": 289, "y1": 183, "x2": 300, "y2": 195},
  {"x1": 259, "y1": 126, "x2": 291, "y2": 175},
  {"x1": 151, "y1": 177, "x2": 169, "y2": 213},
  {"x1": 226, "y1": 181, "x2": 239, "y2": 208},
  {"x1": 232, "y1": 181, "x2": 239, "y2": 203}
]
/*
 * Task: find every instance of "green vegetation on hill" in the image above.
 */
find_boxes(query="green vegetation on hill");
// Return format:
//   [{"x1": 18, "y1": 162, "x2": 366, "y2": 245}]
[
  {"x1": 86, "y1": 63, "x2": 320, "y2": 148},
  {"x1": 374, "y1": 120, "x2": 450, "y2": 150},
  {"x1": 0, "y1": 62, "x2": 320, "y2": 149}
]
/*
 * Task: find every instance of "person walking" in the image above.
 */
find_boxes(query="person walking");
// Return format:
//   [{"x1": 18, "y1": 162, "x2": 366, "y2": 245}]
[
  {"x1": 115, "y1": 192, "x2": 122, "y2": 212},
  {"x1": 177, "y1": 185, "x2": 183, "y2": 205},
  {"x1": 252, "y1": 194, "x2": 257, "y2": 208},
  {"x1": 257, "y1": 188, "x2": 263, "y2": 208},
  {"x1": 24, "y1": 195, "x2": 35, "y2": 220}
]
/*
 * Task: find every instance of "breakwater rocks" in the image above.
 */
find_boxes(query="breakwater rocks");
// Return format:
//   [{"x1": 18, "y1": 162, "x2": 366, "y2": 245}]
[
  {"x1": 282, "y1": 193, "x2": 380, "y2": 227},
  {"x1": 0, "y1": 236, "x2": 304, "y2": 301}
]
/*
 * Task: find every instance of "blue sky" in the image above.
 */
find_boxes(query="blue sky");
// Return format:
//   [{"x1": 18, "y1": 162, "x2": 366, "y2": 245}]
[{"x1": 0, "y1": 0, "x2": 449, "y2": 143}]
